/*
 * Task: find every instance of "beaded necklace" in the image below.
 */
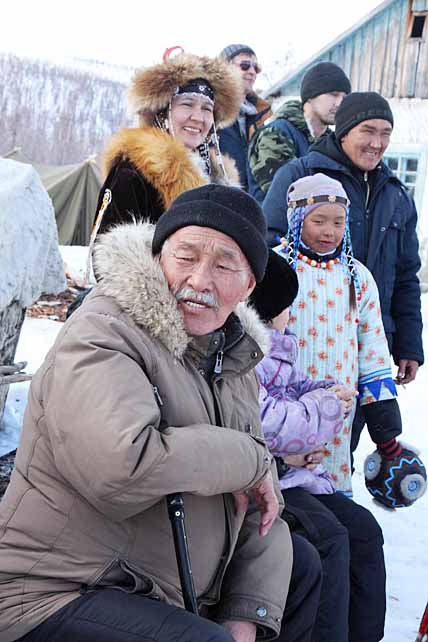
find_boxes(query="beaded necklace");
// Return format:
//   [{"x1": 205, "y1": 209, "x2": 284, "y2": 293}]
[{"x1": 297, "y1": 251, "x2": 341, "y2": 269}]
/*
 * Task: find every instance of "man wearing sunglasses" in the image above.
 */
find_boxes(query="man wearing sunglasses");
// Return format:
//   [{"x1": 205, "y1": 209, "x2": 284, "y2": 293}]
[
  {"x1": 248, "y1": 62, "x2": 351, "y2": 202},
  {"x1": 219, "y1": 44, "x2": 272, "y2": 190}
]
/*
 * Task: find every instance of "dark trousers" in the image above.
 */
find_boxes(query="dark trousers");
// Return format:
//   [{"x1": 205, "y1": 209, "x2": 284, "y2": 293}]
[
  {"x1": 18, "y1": 589, "x2": 235, "y2": 642},
  {"x1": 283, "y1": 487, "x2": 386, "y2": 642},
  {"x1": 19, "y1": 532, "x2": 321, "y2": 642},
  {"x1": 277, "y1": 533, "x2": 323, "y2": 642}
]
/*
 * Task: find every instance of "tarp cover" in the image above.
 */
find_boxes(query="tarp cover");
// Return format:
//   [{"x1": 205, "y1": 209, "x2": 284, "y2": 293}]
[
  {"x1": 3, "y1": 149, "x2": 101, "y2": 245},
  {"x1": 0, "y1": 158, "x2": 66, "y2": 309}
]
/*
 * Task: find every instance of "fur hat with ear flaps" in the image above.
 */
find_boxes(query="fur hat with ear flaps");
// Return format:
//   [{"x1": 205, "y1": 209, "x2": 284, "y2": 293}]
[{"x1": 128, "y1": 53, "x2": 243, "y2": 129}]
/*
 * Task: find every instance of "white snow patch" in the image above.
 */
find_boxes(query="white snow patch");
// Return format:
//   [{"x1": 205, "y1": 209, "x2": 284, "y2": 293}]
[
  {"x1": 60, "y1": 245, "x2": 92, "y2": 285},
  {"x1": 0, "y1": 318, "x2": 62, "y2": 441}
]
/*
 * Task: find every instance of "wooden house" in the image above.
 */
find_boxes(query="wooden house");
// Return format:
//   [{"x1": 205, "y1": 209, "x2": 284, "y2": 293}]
[{"x1": 265, "y1": 0, "x2": 428, "y2": 239}]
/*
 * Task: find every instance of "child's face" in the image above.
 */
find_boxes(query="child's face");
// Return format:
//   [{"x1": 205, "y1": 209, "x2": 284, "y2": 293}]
[
  {"x1": 301, "y1": 203, "x2": 346, "y2": 255},
  {"x1": 271, "y1": 307, "x2": 290, "y2": 332}
]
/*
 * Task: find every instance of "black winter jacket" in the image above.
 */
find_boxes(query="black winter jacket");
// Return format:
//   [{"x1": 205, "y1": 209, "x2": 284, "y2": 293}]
[{"x1": 263, "y1": 134, "x2": 424, "y2": 366}]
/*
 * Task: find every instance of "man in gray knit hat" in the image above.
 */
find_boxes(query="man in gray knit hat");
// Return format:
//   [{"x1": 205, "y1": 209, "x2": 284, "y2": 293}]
[{"x1": 219, "y1": 44, "x2": 272, "y2": 190}]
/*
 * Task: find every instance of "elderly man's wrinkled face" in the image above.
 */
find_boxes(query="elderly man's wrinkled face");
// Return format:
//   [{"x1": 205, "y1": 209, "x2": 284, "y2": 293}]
[
  {"x1": 341, "y1": 118, "x2": 392, "y2": 171},
  {"x1": 160, "y1": 226, "x2": 256, "y2": 335}
]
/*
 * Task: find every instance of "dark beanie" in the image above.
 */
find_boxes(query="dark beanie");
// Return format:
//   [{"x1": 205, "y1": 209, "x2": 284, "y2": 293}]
[
  {"x1": 220, "y1": 43, "x2": 256, "y2": 61},
  {"x1": 249, "y1": 250, "x2": 299, "y2": 322},
  {"x1": 335, "y1": 92, "x2": 394, "y2": 139},
  {"x1": 152, "y1": 184, "x2": 268, "y2": 282},
  {"x1": 300, "y1": 62, "x2": 351, "y2": 104}
]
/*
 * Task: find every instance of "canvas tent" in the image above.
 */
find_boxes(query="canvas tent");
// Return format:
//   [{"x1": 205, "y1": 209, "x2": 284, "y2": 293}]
[{"x1": 3, "y1": 148, "x2": 101, "y2": 245}]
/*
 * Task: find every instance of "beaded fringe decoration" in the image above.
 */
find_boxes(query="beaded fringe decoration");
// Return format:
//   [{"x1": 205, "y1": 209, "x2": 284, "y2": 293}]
[{"x1": 297, "y1": 252, "x2": 341, "y2": 269}]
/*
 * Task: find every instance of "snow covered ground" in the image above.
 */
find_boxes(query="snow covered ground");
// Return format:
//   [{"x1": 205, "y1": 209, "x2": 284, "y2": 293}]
[{"x1": 1, "y1": 246, "x2": 427, "y2": 642}]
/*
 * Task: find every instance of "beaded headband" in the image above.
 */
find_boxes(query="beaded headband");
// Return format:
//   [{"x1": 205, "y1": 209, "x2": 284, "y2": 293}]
[
  {"x1": 288, "y1": 194, "x2": 350, "y2": 209},
  {"x1": 174, "y1": 78, "x2": 215, "y2": 102}
]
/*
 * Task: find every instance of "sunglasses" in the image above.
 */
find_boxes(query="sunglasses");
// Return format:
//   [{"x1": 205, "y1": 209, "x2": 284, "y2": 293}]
[{"x1": 236, "y1": 60, "x2": 261, "y2": 74}]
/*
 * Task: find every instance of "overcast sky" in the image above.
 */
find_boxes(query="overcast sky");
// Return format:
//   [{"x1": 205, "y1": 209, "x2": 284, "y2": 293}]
[{"x1": 3, "y1": 0, "x2": 383, "y2": 75}]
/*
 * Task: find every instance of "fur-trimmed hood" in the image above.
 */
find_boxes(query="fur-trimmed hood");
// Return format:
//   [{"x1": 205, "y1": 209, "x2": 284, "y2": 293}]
[
  {"x1": 103, "y1": 127, "x2": 240, "y2": 209},
  {"x1": 93, "y1": 221, "x2": 269, "y2": 359},
  {"x1": 128, "y1": 53, "x2": 243, "y2": 129}
]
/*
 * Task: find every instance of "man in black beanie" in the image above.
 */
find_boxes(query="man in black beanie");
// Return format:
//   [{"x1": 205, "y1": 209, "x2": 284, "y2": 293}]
[
  {"x1": 218, "y1": 44, "x2": 272, "y2": 190},
  {"x1": 155, "y1": 185, "x2": 327, "y2": 642},
  {"x1": 2, "y1": 182, "x2": 325, "y2": 642},
  {"x1": 248, "y1": 61, "x2": 350, "y2": 202},
  {"x1": 263, "y1": 91, "x2": 424, "y2": 454}
]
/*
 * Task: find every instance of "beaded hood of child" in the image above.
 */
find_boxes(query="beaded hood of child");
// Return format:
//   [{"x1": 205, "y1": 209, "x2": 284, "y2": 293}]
[{"x1": 279, "y1": 173, "x2": 362, "y2": 303}]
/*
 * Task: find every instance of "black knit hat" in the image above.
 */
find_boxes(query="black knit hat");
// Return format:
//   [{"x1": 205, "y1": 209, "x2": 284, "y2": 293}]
[
  {"x1": 300, "y1": 62, "x2": 351, "y2": 105},
  {"x1": 335, "y1": 92, "x2": 394, "y2": 140},
  {"x1": 249, "y1": 250, "x2": 299, "y2": 322},
  {"x1": 152, "y1": 184, "x2": 268, "y2": 282},
  {"x1": 220, "y1": 43, "x2": 256, "y2": 61}
]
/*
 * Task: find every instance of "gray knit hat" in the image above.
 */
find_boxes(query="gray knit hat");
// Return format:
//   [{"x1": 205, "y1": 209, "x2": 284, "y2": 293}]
[{"x1": 220, "y1": 44, "x2": 256, "y2": 62}]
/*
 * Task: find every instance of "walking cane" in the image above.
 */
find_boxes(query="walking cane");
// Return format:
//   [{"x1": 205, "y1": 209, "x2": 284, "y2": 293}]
[{"x1": 166, "y1": 492, "x2": 198, "y2": 615}]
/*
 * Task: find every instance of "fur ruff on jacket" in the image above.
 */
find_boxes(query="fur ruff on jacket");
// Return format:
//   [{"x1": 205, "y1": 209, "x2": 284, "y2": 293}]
[
  {"x1": 128, "y1": 53, "x2": 243, "y2": 128},
  {"x1": 102, "y1": 127, "x2": 240, "y2": 210},
  {"x1": 93, "y1": 221, "x2": 270, "y2": 360}
]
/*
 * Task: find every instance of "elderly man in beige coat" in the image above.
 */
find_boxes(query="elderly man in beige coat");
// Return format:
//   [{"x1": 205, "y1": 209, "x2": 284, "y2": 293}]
[{"x1": 0, "y1": 185, "x2": 297, "y2": 642}]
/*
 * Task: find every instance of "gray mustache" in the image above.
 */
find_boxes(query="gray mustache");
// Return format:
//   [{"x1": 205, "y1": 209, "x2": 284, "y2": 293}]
[{"x1": 175, "y1": 287, "x2": 219, "y2": 310}]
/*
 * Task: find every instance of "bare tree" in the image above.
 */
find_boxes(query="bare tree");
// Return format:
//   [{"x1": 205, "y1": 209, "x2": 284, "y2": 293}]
[{"x1": 0, "y1": 53, "x2": 132, "y2": 165}]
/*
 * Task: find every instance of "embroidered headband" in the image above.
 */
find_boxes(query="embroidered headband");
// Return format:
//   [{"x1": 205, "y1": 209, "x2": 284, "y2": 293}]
[
  {"x1": 175, "y1": 78, "x2": 215, "y2": 102},
  {"x1": 288, "y1": 193, "x2": 350, "y2": 209}
]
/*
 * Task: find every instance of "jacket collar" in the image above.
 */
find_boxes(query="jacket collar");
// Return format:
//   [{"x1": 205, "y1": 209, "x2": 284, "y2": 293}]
[
  {"x1": 93, "y1": 222, "x2": 269, "y2": 361},
  {"x1": 103, "y1": 127, "x2": 239, "y2": 210},
  {"x1": 275, "y1": 100, "x2": 312, "y2": 139},
  {"x1": 309, "y1": 133, "x2": 400, "y2": 187}
]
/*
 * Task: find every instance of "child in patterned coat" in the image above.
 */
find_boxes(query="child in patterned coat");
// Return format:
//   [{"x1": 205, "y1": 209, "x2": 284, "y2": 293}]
[
  {"x1": 252, "y1": 251, "x2": 354, "y2": 496},
  {"x1": 275, "y1": 173, "x2": 403, "y2": 496},
  {"x1": 251, "y1": 249, "x2": 387, "y2": 642}
]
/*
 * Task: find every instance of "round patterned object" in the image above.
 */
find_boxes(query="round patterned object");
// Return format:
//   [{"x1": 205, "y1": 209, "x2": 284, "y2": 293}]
[{"x1": 364, "y1": 446, "x2": 427, "y2": 508}]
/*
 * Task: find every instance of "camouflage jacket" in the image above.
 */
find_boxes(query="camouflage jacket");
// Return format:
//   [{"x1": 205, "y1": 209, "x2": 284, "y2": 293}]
[{"x1": 248, "y1": 100, "x2": 313, "y2": 199}]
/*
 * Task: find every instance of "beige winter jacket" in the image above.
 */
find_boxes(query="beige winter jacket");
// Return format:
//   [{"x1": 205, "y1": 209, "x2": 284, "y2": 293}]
[{"x1": 0, "y1": 223, "x2": 292, "y2": 641}]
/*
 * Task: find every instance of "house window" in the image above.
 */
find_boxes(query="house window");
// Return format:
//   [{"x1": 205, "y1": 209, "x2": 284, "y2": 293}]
[
  {"x1": 384, "y1": 155, "x2": 419, "y2": 196},
  {"x1": 410, "y1": 14, "x2": 426, "y2": 37}
]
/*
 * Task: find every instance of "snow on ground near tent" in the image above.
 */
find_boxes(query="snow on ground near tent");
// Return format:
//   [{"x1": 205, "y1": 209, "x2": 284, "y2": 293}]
[
  {"x1": 1, "y1": 246, "x2": 427, "y2": 642},
  {"x1": 60, "y1": 244, "x2": 92, "y2": 285}
]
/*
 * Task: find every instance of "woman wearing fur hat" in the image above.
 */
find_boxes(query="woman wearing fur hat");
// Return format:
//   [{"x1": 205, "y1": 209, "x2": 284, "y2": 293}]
[{"x1": 92, "y1": 51, "x2": 242, "y2": 238}]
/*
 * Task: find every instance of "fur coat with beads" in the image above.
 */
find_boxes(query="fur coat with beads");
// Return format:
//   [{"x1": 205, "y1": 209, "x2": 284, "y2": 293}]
[{"x1": 94, "y1": 126, "x2": 240, "y2": 237}]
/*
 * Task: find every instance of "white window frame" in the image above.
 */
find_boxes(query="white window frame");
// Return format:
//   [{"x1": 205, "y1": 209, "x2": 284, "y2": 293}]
[{"x1": 384, "y1": 144, "x2": 426, "y2": 207}]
